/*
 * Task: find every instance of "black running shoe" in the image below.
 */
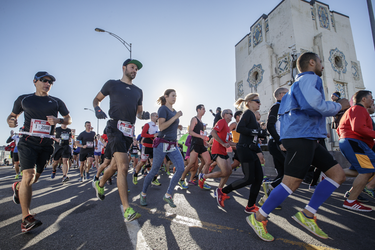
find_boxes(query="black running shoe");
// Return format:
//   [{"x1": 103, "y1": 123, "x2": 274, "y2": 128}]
[{"x1": 21, "y1": 214, "x2": 42, "y2": 232}]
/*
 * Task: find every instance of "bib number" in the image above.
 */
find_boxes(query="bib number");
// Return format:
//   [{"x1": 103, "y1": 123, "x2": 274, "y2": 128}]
[
  {"x1": 163, "y1": 143, "x2": 176, "y2": 153},
  {"x1": 117, "y1": 120, "x2": 134, "y2": 137},
  {"x1": 61, "y1": 133, "x2": 70, "y2": 140},
  {"x1": 30, "y1": 119, "x2": 51, "y2": 135},
  {"x1": 86, "y1": 141, "x2": 94, "y2": 148}
]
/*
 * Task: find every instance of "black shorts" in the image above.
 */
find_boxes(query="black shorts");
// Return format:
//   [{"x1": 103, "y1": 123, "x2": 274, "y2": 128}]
[
  {"x1": 17, "y1": 138, "x2": 54, "y2": 174},
  {"x1": 79, "y1": 150, "x2": 94, "y2": 162},
  {"x1": 13, "y1": 152, "x2": 19, "y2": 162},
  {"x1": 232, "y1": 148, "x2": 239, "y2": 162},
  {"x1": 106, "y1": 121, "x2": 133, "y2": 155},
  {"x1": 103, "y1": 146, "x2": 112, "y2": 160},
  {"x1": 190, "y1": 144, "x2": 207, "y2": 155},
  {"x1": 212, "y1": 154, "x2": 229, "y2": 161},
  {"x1": 53, "y1": 145, "x2": 71, "y2": 160},
  {"x1": 73, "y1": 151, "x2": 79, "y2": 156},
  {"x1": 283, "y1": 138, "x2": 338, "y2": 179},
  {"x1": 141, "y1": 146, "x2": 153, "y2": 161}
]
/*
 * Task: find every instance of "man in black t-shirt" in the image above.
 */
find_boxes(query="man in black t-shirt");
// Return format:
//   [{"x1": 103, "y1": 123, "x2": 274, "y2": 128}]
[
  {"x1": 92, "y1": 59, "x2": 150, "y2": 222},
  {"x1": 75, "y1": 121, "x2": 96, "y2": 182},
  {"x1": 7, "y1": 71, "x2": 71, "y2": 233},
  {"x1": 51, "y1": 124, "x2": 72, "y2": 182}
]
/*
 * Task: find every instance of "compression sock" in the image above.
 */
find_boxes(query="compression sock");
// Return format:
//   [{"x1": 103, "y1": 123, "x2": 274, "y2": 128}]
[
  {"x1": 305, "y1": 177, "x2": 339, "y2": 214},
  {"x1": 259, "y1": 183, "x2": 292, "y2": 217}
]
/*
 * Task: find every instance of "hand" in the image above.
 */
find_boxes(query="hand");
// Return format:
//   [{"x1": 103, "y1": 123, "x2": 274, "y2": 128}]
[
  {"x1": 46, "y1": 116, "x2": 58, "y2": 125},
  {"x1": 279, "y1": 144, "x2": 286, "y2": 151},
  {"x1": 223, "y1": 142, "x2": 230, "y2": 148},
  {"x1": 154, "y1": 133, "x2": 159, "y2": 138},
  {"x1": 95, "y1": 106, "x2": 108, "y2": 119},
  {"x1": 8, "y1": 117, "x2": 18, "y2": 128},
  {"x1": 176, "y1": 111, "x2": 183, "y2": 118},
  {"x1": 337, "y1": 98, "x2": 350, "y2": 111},
  {"x1": 83, "y1": 145, "x2": 87, "y2": 149},
  {"x1": 10, "y1": 130, "x2": 14, "y2": 135},
  {"x1": 203, "y1": 136, "x2": 209, "y2": 141},
  {"x1": 141, "y1": 111, "x2": 150, "y2": 120}
]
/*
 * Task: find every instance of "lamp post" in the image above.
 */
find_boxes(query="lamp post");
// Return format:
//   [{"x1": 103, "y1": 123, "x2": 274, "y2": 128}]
[
  {"x1": 95, "y1": 28, "x2": 132, "y2": 59},
  {"x1": 84, "y1": 108, "x2": 99, "y2": 135}
]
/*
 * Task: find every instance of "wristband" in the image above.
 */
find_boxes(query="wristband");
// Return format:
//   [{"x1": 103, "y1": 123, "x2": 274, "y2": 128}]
[{"x1": 60, "y1": 118, "x2": 64, "y2": 124}]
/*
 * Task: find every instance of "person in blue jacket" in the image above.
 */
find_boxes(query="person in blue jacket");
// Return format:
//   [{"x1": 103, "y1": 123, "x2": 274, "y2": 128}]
[{"x1": 248, "y1": 52, "x2": 346, "y2": 241}]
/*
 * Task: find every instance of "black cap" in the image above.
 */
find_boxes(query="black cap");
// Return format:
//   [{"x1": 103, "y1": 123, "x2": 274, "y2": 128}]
[
  {"x1": 216, "y1": 107, "x2": 221, "y2": 111},
  {"x1": 123, "y1": 59, "x2": 143, "y2": 70},
  {"x1": 34, "y1": 71, "x2": 56, "y2": 82}
]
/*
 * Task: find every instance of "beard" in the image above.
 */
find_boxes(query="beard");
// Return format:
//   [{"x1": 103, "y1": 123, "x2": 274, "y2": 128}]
[{"x1": 125, "y1": 68, "x2": 136, "y2": 79}]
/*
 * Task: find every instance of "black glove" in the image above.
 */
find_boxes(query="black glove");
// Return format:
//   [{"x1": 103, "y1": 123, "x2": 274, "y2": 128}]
[
  {"x1": 95, "y1": 106, "x2": 107, "y2": 119},
  {"x1": 141, "y1": 111, "x2": 150, "y2": 120}
]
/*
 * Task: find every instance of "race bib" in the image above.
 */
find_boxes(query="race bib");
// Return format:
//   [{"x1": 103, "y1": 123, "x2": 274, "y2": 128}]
[
  {"x1": 132, "y1": 149, "x2": 138, "y2": 154},
  {"x1": 30, "y1": 119, "x2": 51, "y2": 135},
  {"x1": 117, "y1": 120, "x2": 134, "y2": 137},
  {"x1": 61, "y1": 133, "x2": 70, "y2": 140},
  {"x1": 163, "y1": 143, "x2": 176, "y2": 153},
  {"x1": 86, "y1": 141, "x2": 94, "y2": 148},
  {"x1": 226, "y1": 132, "x2": 230, "y2": 142},
  {"x1": 200, "y1": 130, "x2": 207, "y2": 136}
]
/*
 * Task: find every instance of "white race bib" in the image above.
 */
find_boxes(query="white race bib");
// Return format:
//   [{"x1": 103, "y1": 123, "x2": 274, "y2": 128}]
[
  {"x1": 86, "y1": 141, "x2": 94, "y2": 148},
  {"x1": 30, "y1": 119, "x2": 51, "y2": 135},
  {"x1": 200, "y1": 130, "x2": 207, "y2": 136},
  {"x1": 163, "y1": 143, "x2": 176, "y2": 153},
  {"x1": 61, "y1": 133, "x2": 70, "y2": 140},
  {"x1": 117, "y1": 120, "x2": 134, "y2": 137},
  {"x1": 226, "y1": 132, "x2": 230, "y2": 142}
]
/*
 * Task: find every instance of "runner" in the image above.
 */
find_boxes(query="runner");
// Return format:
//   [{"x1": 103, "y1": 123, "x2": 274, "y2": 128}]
[
  {"x1": 198, "y1": 109, "x2": 235, "y2": 193},
  {"x1": 92, "y1": 58, "x2": 149, "y2": 222},
  {"x1": 139, "y1": 89, "x2": 184, "y2": 208},
  {"x1": 229, "y1": 110, "x2": 243, "y2": 171},
  {"x1": 216, "y1": 94, "x2": 264, "y2": 214},
  {"x1": 179, "y1": 104, "x2": 211, "y2": 189},
  {"x1": 6, "y1": 130, "x2": 21, "y2": 179},
  {"x1": 94, "y1": 134, "x2": 105, "y2": 170},
  {"x1": 247, "y1": 52, "x2": 346, "y2": 241},
  {"x1": 51, "y1": 124, "x2": 73, "y2": 182},
  {"x1": 130, "y1": 138, "x2": 140, "y2": 169},
  {"x1": 8, "y1": 71, "x2": 71, "y2": 232},
  {"x1": 75, "y1": 121, "x2": 95, "y2": 181}
]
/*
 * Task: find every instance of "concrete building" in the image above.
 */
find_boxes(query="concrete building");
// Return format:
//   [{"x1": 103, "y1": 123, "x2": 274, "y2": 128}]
[{"x1": 234, "y1": 0, "x2": 365, "y2": 150}]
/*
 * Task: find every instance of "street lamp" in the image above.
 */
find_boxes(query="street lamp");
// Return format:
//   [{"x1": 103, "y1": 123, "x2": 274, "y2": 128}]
[
  {"x1": 84, "y1": 108, "x2": 99, "y2": 135},
  {"x1": 95, "y1": 28, "x2": 132, "y2": 59}
]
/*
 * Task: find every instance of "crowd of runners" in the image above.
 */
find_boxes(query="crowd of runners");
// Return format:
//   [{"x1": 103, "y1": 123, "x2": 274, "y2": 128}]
[{"x1": 5, "y1": 53, "x2": 375, "y2": 242}]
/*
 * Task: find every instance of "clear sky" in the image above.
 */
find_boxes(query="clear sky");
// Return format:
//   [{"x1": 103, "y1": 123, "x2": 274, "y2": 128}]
[{"x1": 1, "y1": 0, "x2": 374, "y2": 144}]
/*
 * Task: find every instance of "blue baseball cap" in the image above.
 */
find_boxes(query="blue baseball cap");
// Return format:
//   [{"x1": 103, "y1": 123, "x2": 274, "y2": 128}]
[{"x1": 34, "y1": 71, "x2": 56, "y2": 82}]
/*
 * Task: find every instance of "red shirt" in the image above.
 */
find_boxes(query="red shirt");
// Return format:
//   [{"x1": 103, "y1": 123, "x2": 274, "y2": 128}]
[
  {"x1": 101, "y1": 134, "x2": 108, "y2": 154},
  {"x1": 211, "y1": 119, "x2": 230, "y2": 155},
  {"x1": 337, "y1": 105, "x2": 375, "y2": 148}
]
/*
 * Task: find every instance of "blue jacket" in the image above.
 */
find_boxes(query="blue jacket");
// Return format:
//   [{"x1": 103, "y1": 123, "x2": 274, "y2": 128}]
[{"x1": 278, "y1": 71, "x2": 341, "y2": 140}]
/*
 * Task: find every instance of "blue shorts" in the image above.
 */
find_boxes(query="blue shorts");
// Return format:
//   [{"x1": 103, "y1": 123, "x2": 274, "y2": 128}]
[
  {"x1": 339, "y1": 138, "x2": 375, "y2": 174},
  {"x1": 94, "y1": 151, "x2": 102, "y2": 156}
]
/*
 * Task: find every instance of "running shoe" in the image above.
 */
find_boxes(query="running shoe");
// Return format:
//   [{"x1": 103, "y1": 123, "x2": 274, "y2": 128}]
[
  {"x1": 166, "y1": 169, "x2": 171, "y2": 176},
  {"x1": 15, "y1": 174, "x2": 19, "y2": 179},
  {"x1": 198, "y1": 173, "x2": 205, "y2": 189},
  {"x1": 188, "y1": 180, "x2": 197, "y2": 186},
  {"x1": 163, "y1": 195, "x2": 176, "y2": 208},
  {"x1": 21, "y1": 214, "x2": 43, "y2": 233},
  {"x1": 94, "y1": 181, "x2": 105, "y2": 200},
  {"x1": 178, "y1": 180, "x2": 188, "y2": 189},
  {"x1": 344, "y1": 191, "x2": 369, "y2": 203},
  {"x1": 20, "y1": 171, "x2": 23, "y2": 177},
  {"x1": 291, "y1": 211, "x2": 328, "y2": 239},
  {"x1": 363, "y1": 187, "x2": 375, "y2": 199},
  {"x1": 173, "y1": 167, "x2": 176, "y2": 173},
  {"x1": 216, "y1": 188, "x2": 226, "y2": 208},
  {"x1": 139, "y1": 193, "x2": 147, "y2": 206},
  {"x1": 244, "y1": 205, "x2": 259, "y2": 214},
  {"x1": 62, "y1": 176, "x2": 69, "y2": 183},
  {"x1": 51, "y1": 171, "x2": 56, "y2": 179},
  {"x1": 12, "y1": 181, "x2": 20, "y2": 204},
  {"x1": 93, "y1": 176, "x2": 99, "y2": 182},
  {"x1": 152, "y1": 179, "x2": 161, "y2": 186},
  {"x1": 133, "y1": 175, "x2": 138, "y2": 185},
  {"x1": 86, "y1": 172, "x2": 90, "y2": 180},
  {"x1": 78, "y1": 176, "x2": 83, "y2": 182},
  {"x1": 124, "y1": 207, "x2": 141, "y2": 222},
  {"x1": 343, "y1": 200, "x2": 372, "y2": 212},
  {"x1": 246, "y1": 213, "x2": 274, "y2": 242},
  {"x1": 208, "y1": 165, "x2": 215, "y2": 173},
  {"x1": 258, "y1": 196, "x2": 282, "y2": 210},
  {"x1": 203, "y1": 182, "x2": 211, "y2": 190}
]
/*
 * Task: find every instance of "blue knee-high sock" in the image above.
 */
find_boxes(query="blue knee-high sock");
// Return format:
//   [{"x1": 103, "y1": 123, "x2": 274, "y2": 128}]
[
  {"x1": 305, "y1": 177, "x2": 339, "y2": 214},
  {"x1": 259, "y1": 183, "x2": 292, "y2": 217}
]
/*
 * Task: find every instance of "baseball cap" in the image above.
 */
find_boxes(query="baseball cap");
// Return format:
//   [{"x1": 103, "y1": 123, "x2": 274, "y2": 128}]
[
  {"x1": 123, "y1": 59, "x2": 143, "y2": 70},
  {"x1": 216, "y1": 107, "x2": 221, "y2": 111},
  {"x1": 34, "y1": 71, "x2": 56, "y2": 82}
]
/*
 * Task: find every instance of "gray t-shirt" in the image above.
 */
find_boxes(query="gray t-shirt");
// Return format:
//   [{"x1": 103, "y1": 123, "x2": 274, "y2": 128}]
[
  {"x1": 157, "y1": 105, "x2": 179, "y2": 141},
  {"x1": 100, "y1": 79, "x2": 142, "y2": 124}
]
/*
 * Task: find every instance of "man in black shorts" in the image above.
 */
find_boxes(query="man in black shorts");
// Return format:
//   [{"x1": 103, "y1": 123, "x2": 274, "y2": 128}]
[
  {"x1": 248, "y1": 52, "x2": 346, "y2": 241},
  {"x1": 51, "y1": 124, "x2": 72, "y2": 182},
  {"x1": 92, "y1": 58, "x2": 150, "y2": 222},
  {"x1": 75, "y1": 121, "x2": 96, "y2": 182},
  {"x1": 7, "y1": 71, "x2": 71, "y2": 232},
  {"x1": 180, "y1": 104, "x2": 211, "y2": 189}
]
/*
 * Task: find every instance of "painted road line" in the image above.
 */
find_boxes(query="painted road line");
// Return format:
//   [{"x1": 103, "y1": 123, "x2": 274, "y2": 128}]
[{"x1": 120, "y1": 205, "x2": 150, "y2": 250}]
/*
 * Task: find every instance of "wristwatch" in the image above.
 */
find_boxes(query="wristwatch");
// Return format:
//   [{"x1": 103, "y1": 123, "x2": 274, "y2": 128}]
[{"x1": 60, "y1": 118, "x2": 64, "y2": 124}]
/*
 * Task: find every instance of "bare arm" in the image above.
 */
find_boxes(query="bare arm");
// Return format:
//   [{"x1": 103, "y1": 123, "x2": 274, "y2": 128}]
[
  {"x1": 93, "y1": 92, "x2": 106, "y2": 108},
  {"x1": 211, "y1": 129, "x2": 230, "y2": 148},
  {"x1": 46, "y1": 114, "x2": 72, "y2": 126},
  {"x1": 136, "y1": 105, "x2": 143, "y2": 119},
  {"x1": 158, "y1": 111, "x2": 183, "y2": 131}
]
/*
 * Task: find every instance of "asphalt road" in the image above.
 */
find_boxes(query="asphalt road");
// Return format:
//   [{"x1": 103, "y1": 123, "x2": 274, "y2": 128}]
[{"x1": 1, "y1": 165, "x2": 374, "y2": 250}]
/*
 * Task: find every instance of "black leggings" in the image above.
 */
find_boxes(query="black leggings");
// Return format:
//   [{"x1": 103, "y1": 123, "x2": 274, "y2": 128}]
[
  {"x1": 222, "y1": 145, "x2": 263, "y2": 207},
  {"x1": 268, "y1": 139, "x2": 285, "y2": 188}
]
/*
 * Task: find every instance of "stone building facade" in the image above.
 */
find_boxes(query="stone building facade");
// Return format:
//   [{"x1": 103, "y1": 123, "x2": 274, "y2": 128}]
[{"x1": 234, "y1": 0, "x2": 365, "y2": 150}]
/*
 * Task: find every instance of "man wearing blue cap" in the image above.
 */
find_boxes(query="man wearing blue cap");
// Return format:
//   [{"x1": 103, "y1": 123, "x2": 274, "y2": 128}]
[{"x1": 7, "y1": 71, "x2": 72, "y2": 232}]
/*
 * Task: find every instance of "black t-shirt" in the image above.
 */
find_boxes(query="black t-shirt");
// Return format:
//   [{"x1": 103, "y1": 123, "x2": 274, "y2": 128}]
[
  {"x1": 76, "y1": 131, "x2": 96, "y2": 152},
  {"x1": 12, "y1": 93, "x2": 69, "y2": 145},
  {"x1": 157, "y1": 105, "x2": 179, "y2": 141},
  {"x1": 55, "y1": 127, "x2": 72, "y2": 146},
  {"x1": 100, "y1": 80, "x2": 143, "y2": 124},
  {"x1": 191, "y1": 116, "x2": 204, "y2": 145},
  {"x1": 267, "y1": 101, "x2": 281, "y2": 145},
  {"x1": 236, "y1": 110, "x2": 260, "y2": 145}
]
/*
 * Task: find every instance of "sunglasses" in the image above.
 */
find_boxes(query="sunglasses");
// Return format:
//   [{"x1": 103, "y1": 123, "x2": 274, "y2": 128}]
[
  {"x1": 252, "y1": 99, "x2": 261, "y2": 104},
  {"x1": 40, "y1": 79, "x2": 53, "y2": 84}
]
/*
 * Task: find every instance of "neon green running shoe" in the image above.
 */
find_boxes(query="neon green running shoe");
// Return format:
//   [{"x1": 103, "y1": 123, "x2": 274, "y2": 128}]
[
  {"x1": 15, "y1": 174, "x2": 19, "y2": 179},
  {"x1": 246, "y1": 213, "x2": 274, "y2": 242},
  {"x1": 152, "y1": 179, "x2": 161, "y2": 186},
  {"x1": 163, "y1": 195, "x2": 176, "y2": 208},
  {"x1": 178, "y1": 180, "x2": 188, "y2": 189},
  {"x1": 203, "y1": 182, "x2": 211, "y2": 190},
  {"x1": 124, "y1": 207, "x2": 141, "y2": 222},
  {"x1": 292, "y1": 211, "x2": 328, "y2": 239},
  {"x1": 94, "y1": 181, "x2": 105, "y2": 200},
  {"x1": 132, "y1": 175, "x2": 138, "y2": 185}
]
